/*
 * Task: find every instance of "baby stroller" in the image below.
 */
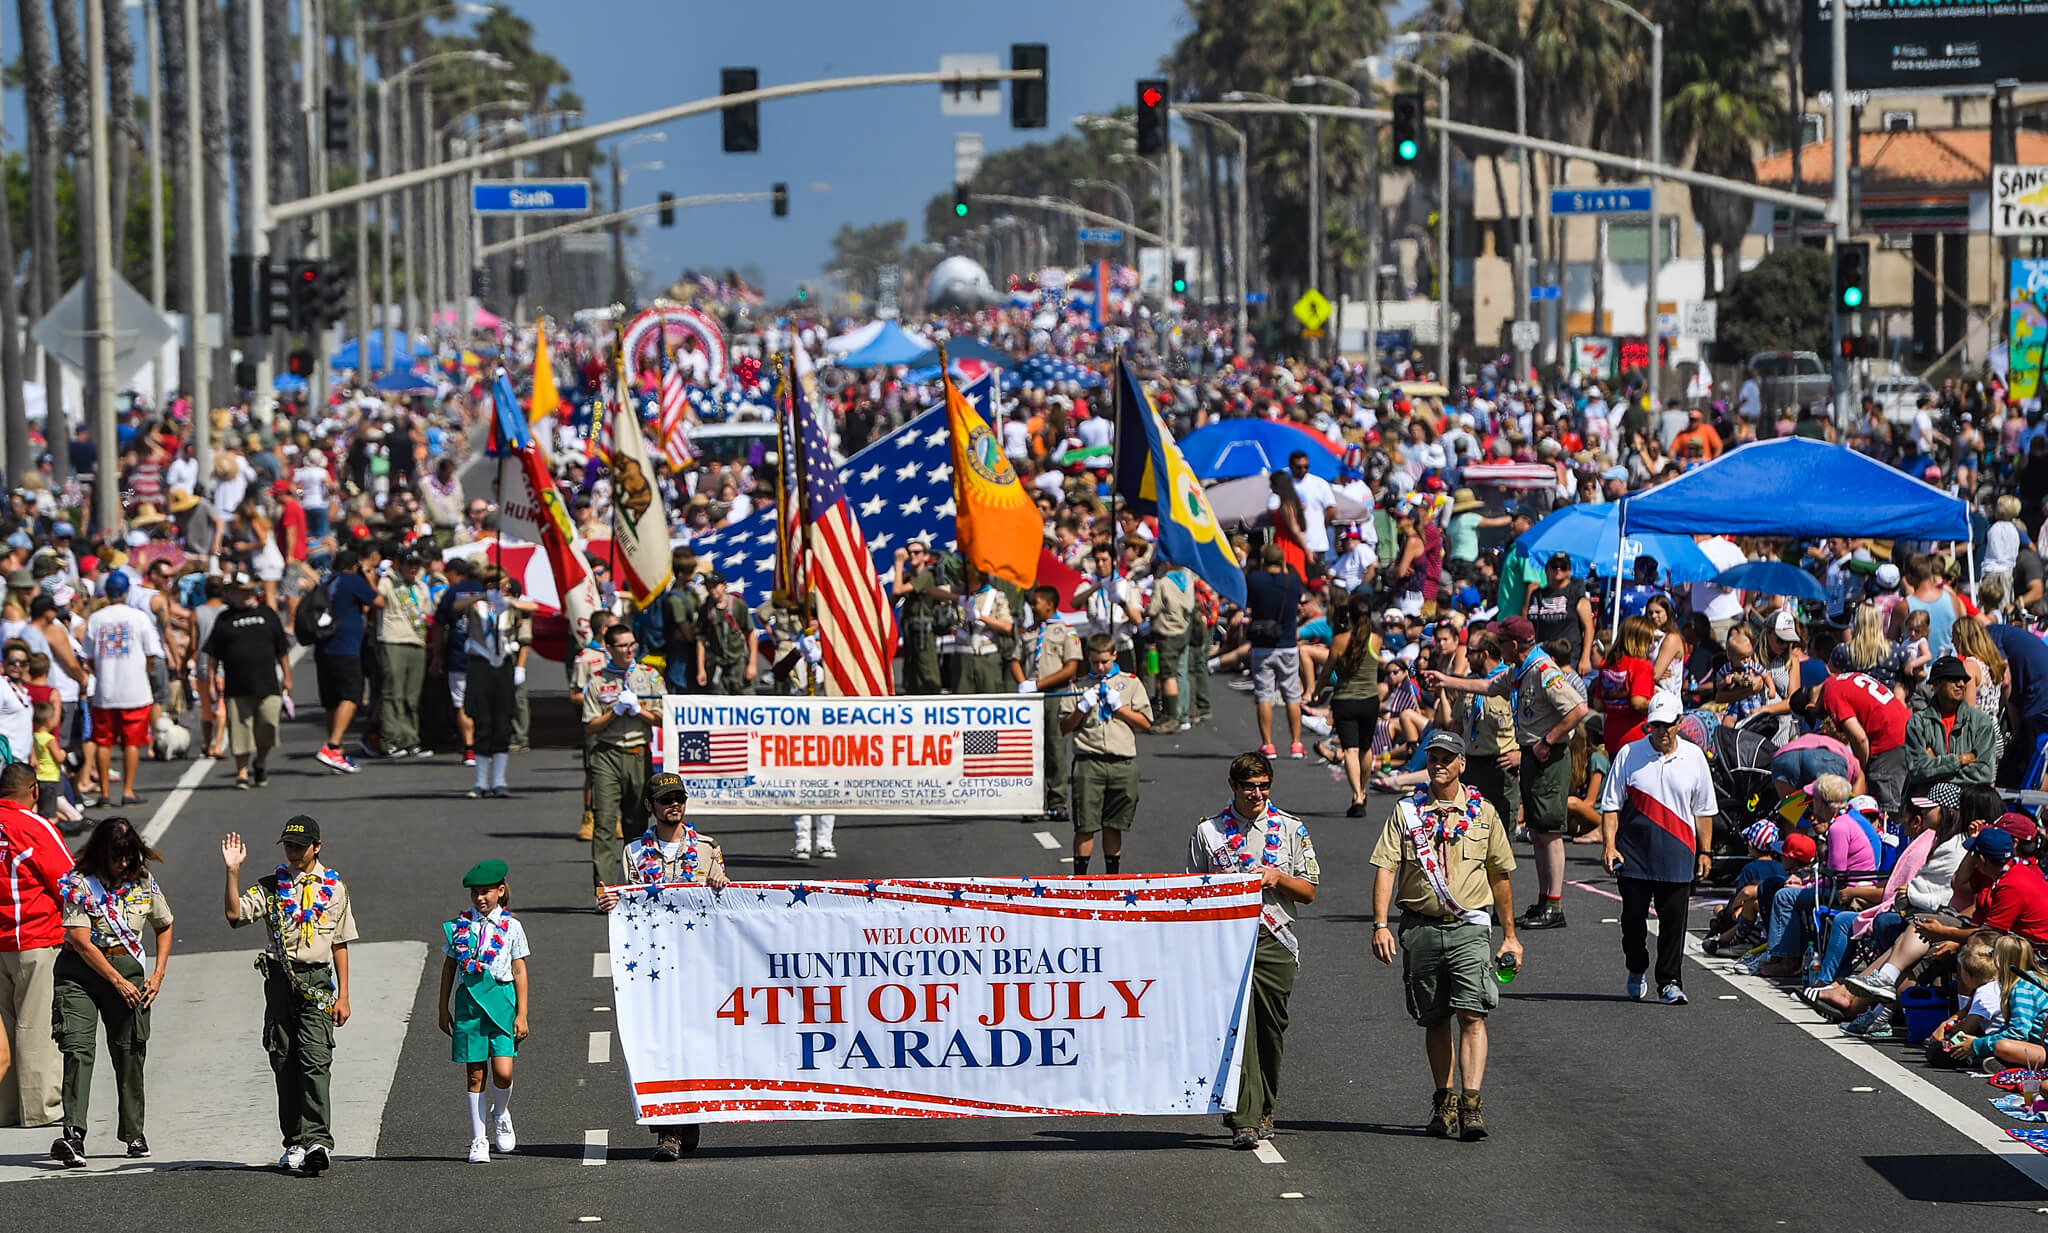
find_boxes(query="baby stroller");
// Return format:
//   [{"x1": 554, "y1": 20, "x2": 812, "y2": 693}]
[{"x1": 1676, "y1": 708, "x2": 1783, "y2": 884}]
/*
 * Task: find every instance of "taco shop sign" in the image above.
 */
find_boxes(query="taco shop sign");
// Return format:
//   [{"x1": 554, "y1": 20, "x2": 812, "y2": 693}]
[{"x1": 1993, "y1": 166, "x2": 2048, "y2": 238}]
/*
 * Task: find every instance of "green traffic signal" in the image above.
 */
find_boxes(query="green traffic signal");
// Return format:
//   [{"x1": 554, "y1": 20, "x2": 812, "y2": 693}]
[
  {"x1": 1397, "y1": 139, "x2": 1418, "y2": 161},
  {"x1": 1842, "y1": 286, "x2": 1864, "y2": 309},
  {"x1": 955, "y1": 202, "x2": 969, "y2": 217}
]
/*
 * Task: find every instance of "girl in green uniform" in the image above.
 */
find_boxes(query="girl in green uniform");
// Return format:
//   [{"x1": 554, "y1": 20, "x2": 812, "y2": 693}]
[{"x1": 437, "y1": 860, "x2": 530, "y2": 1163}]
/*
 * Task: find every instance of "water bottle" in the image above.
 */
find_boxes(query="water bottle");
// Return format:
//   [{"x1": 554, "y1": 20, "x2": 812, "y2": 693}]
[
  {"x1": 1494, "y1": 952, "x2": 1520, "y2": 985},
  {"x1": 1145, "y1": 644, "x2": 1160, "y2": 675}
]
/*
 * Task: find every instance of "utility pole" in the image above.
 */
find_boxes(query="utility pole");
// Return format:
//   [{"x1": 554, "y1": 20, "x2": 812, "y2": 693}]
[
  {"x1": 1830, "y1": 0, "x2": 1852, "y2": 412},
  {"x1": 1646, "y1": 20, "x2": 1664, "y2": 418},
  {"x1": 87, "y1": 0, "x2": 120, "y2": 535},
  {"x1": 1307, "y1": 113, "x2": 1322, "y2": 361},
  {"x1": 185, "y1": 0, "x2": 210, "y2": 480},
  {"x1": 246, "y1": 0, "x2": 271, "y2": 399},
  {"x1": 301, "y1": 0, "x2": 329, "y2": 412},
  {"x1": 353, "y1": 11, "x2": 370, "y2": 377},
  {"x1": 1435, "y1": 72, "x2": 1450, "y2": 385},
  {"x1": 145, "y1": 0, "x2": 165, "y2": 409},
  {"x1": 611, "y1": 156, "x2": 628, "y2": 305}
]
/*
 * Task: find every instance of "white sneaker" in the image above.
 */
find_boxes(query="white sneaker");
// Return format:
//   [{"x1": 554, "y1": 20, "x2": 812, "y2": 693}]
[
  {"x1": 279, "y1": 1145, "x2": 307, "y2": 1170},
  {"x1": 1626, "y1": 973, "x2": 1648, "y2": 1001},
  {"x1": 817, "y1": 846, "x2": 838, "y2": 860},
  {"x1": 468, "y1": 1137, "x2": 490, "y2": 1163},
  {"x1": 493, "y1": 1113, "x2": 516, "y2": 1153},
  {"x1": 1659, "y1": 982, "x2": 1689, "y2": 1005},
  {"x1": 792, "y1": 845, "x2": 812, "y2": 861}
]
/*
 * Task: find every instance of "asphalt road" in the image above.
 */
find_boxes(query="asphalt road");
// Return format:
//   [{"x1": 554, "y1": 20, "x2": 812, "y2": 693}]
[{"x1": 6, "y1": 669, "x2": 2048, "y2": 1232}]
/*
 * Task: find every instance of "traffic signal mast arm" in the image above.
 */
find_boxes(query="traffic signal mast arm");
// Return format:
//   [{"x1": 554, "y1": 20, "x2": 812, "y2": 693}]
[{"x1": 476, "y1": 191, "x2": 779, "y2": 260}]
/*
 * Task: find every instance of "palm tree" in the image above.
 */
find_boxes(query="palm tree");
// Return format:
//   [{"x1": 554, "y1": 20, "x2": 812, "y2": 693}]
[
  {"x1": 201, "y1": 0, "x2": 232, "y2": 398},
  {"x1": 158, "y1": 0, "x2": 194, "y2": 397},
  {"x1": 1525, "y1": 0, "x2": 1639, "y2": 332},
  {"x1": 1662, "y1": 0, "x2": 1786, "y2": 293},
  {"x1": 18, "y1": 0, "x2": 68, "y2": 474},
  {"x1": 103, "y1": 0, "x2": 138, "y2": 258}
]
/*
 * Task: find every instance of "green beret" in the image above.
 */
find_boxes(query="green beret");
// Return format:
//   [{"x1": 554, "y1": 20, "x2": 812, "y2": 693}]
[{"x1": 462, "y1": 859, "x2": 509, "y2": 888}]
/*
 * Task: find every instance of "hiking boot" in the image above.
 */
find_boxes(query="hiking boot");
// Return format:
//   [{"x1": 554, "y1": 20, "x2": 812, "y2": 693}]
[
  {"x1": 1518, "y1": 901, "x2": 1568, "y2": 930},
  {"x1": 1458, "y1": 1091, "x2": 1488, "y2": 1140},
  {"x1": 1257, "y1": 1115, "x2": 1274, "y2": 1140},
  {"x1": 1426, "y1": 1087, "x2": 1461, "y2": 1138},
  {"x1": 1230, "y1": 1127, "x2": 1258, "y2": 1149},
  {"x1": 577, "y1": 810, "x2": 596, "y2": 842}
]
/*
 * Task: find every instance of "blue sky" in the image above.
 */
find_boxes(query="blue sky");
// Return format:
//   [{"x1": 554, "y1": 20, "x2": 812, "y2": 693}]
[{"x1": 5, "y1": 0, "x2": 1192, "y2": 298}]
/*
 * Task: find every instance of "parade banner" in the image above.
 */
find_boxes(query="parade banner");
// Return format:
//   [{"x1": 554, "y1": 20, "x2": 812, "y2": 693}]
[
  {"x1": 607, "y1": 874, "x2": 1260, "y2": 1122},
  {"x1": 2011, "y1": 258, "x2": 2048, "y2": 403},
  {"x1": 661, "y1": 694, "x2": 1042, "y2": 815}
]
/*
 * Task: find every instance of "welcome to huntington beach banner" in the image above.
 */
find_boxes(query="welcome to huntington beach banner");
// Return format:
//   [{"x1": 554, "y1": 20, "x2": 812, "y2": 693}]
[{"x1": 607, "y1": 874, "x2": 1261, "y2": 1122}]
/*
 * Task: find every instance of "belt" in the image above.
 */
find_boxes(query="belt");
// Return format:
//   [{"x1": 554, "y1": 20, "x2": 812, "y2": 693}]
[
  {"x1": 1399, "y1": 909, "x2": 1462, "y2": 925},
  {"x1": 1072, "y1": 752, "x2": 1133, "y2": 764}
]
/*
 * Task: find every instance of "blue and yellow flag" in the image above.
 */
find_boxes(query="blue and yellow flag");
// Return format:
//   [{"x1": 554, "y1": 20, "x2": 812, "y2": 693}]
[{"x1": 1112, "y1": 356, "x2": 1244, "y2": 607}]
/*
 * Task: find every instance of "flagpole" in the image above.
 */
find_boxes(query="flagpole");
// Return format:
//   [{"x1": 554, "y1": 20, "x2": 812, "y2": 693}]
[{"x1": 1108, "y1": 348, "x2": 1121, "y2": 569}]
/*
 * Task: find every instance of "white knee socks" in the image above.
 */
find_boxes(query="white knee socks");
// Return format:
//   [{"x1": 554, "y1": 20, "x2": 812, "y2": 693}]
[
  {"x1": 491, "y1": 752, "x2": 509, "y2": 789},
  {"x1": 466, "y1": 1091, "x2": 486, "y2": 1140},
  {"x1": 488, "y1": 1083, "x2": 511, "y2": 1121},
  {"x1": 814, "y1": 814, "x2": 835, "y2": 850}
]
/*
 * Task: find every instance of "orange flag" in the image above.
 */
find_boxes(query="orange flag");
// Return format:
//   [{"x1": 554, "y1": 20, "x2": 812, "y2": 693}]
[
  {"x1": 943, "y1": 371, "x2": 1040, "y2": 587},
  {"x1": 527, "y1": 319, "x2": 562, "y2": 424}
]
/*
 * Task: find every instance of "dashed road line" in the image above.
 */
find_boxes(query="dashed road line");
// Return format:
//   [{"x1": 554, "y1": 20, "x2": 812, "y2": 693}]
[
  {"x1": 1253, "y1": 1139, "x2": 1285, "y2": 1164},
  {"x1": 593, "y1": 951, "x2": 612, "y2": 979},
  {"x1": 588, "y1": 1030, "x2": 611, "y2": 1064},
  {"x1": 582, "y1": 1129, "x2": 609, "y2": 1166},
  {"x1": 1032, "y1": 830, "x2": 1061, "y2": 850}
]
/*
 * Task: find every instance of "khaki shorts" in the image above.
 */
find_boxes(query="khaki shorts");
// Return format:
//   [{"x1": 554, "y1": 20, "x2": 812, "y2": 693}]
[
  {"x1": 1399, "y1": 914, "x2": 1499, "y2": 1026},
  {"x1": 227, "y1": 693, "x2": 282, "y2": 756}
]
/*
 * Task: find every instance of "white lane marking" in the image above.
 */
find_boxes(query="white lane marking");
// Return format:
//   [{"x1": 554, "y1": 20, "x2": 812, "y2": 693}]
[
  {"x1": 582, "y1": 1129, "x2": 608, "y2": 1166},
  {"x1": 593, "y1": 952, "x2": 612, "y2": 979},
  {"x1": 588, "y1": 1030, "x2": 611, "y2": 1064},
  {"x1": 1032, "y1": 830, "x2": 1061, "y2": 850},
  {"x1": 1575, "y1": 885, "x2": 2048, "y2": 1193},
  {"x1": 1253, "y1": 1139, "x2": 1286, "y2": 1164},
  {"x1": 139, "y1": 756, "x2": 219, "y2": 847}
]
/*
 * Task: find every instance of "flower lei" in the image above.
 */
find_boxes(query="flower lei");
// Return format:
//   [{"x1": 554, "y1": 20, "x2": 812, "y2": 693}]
[
  {"x1": 451, "y1": 909, "x2": 512, "y2": 976},
  {"x1": 629, "y1": 826, "x2": 700, "y2": 884},
  {"x1": 1219, "y1": 803, "x2": 1285, "y2": 870},
  {"x1": 274, "y1": 864, "x2": 340, "y2": 930},
  {"x1": 1410, "y1": 785, "x2": 1483, "y2": 847}
]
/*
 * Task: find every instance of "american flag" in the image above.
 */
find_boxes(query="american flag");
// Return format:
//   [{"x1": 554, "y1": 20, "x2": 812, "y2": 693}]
[
  {"x1": 962, "y1": 729, "x2": 1034, "y2": 777},
  {"x1": 673, "y1": 730, "x2": 749, "y2": 776},
  {"x1": 655, "y1": 335, "x2": 695, "y2": 471},
  {"x1": 793, "y1": 379, "x2": 897, "y2": 696}
]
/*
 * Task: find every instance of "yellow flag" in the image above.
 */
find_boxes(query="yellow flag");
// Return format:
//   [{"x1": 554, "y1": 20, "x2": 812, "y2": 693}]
[
  {"x1": 944, "y1": 373, "x2": 1040, "y2": 587},
  {"x1": 527, "y1": 319, "x2": 562, "y2": 424}
]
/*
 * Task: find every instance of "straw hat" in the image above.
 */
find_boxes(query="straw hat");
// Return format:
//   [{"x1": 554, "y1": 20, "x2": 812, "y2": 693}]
[
  {"x1": 130, "y1": 504, "x2": 168, "y2": 527},
  {"x1": 167, "y1": 486, "x2": 200, "y2": 513},
  {"x1": 1451, "y1": 488, "x2": 1482, "y2": 515}
]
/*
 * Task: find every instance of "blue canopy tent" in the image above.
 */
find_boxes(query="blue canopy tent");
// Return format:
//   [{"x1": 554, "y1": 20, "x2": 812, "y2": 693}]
[
  {"x1": 330, "y1": 334, "x2": 423, "y2": 372},
  {"x1": 1518, "y1": 502, "x2": 1718, "y2": 581},
  {"x1": 1179, "y1": 419, "x2": 1342, "y2": 481},
  {"x1": 1013, "y1": 353, "x2": 1104, "y2": 390},
  {"x1": 1620, "y1": 438, "x2": 1970, "y2": 543},
  {"x1": 374, "y1": 369, "x2": 436, "y2": 396},
  {"x1": 835, "y1": 320, "x2": 934, "y2": 368},
  {"x1": 911, "y1": 334, "x2": 1016, "y2": 370}
]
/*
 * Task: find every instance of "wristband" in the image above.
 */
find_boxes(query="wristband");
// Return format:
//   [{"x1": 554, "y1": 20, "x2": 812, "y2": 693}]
[{"x1": 1373, "y1": 923, "x2": 1392, "y2": 931}]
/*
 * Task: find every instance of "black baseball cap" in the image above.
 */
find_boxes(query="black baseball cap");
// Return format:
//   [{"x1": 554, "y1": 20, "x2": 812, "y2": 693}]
[
  {"x1": 278, "y1": 815, "x2": 321, "y2": 845},
  {"x1": 646, "y1": 771, "x2": 688, "y2": 802}
]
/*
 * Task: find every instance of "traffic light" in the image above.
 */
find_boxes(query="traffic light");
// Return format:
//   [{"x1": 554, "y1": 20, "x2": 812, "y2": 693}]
[
  {"x1": 658, "y1": 192, "x2": 676, "y2": 227},
  {"x1": 231, "y1": 253, "x2": 257, "y2": 336},
  {"x1": 509, "y1": 261, "x2": 528, "y2": 298},
  {"x1": 262, "y1": 258, "x2": 294, "y2": 331},
  {"x1": 953, "y1": 183, "x2": 971, "y2": 219},
  {"x1": 315, "y1": 261, "x2": 350, "y2": 327},
  {"x1": 471, "y1": 266, "x2": 491, "y2": 299},
  {"x1": 322, "y1": 86, "x2": 350, "y2": 153},
  {"x1": 233, "y1": 359, "x2": 257, "y2": 391},
  {"x1": 1839, "y1": 334, "x2": 1873, "y2": 359},
  {"x1": 1135, "y1": 78, "x2": 1168, "y2": 156},
  {"x1": 720, "y1": 67, "x2": 759, "y2": 153},
  {"x1": 287, "y1": 260, "x2": 321, "y2": 331},
  {"x1": 1171, "y1": 259, "x2": 1188, "y2": 295},
  {"x1": 772, "y1": 182, "x2": 788, "y2": 218},
  {"x1": 286, "y1": 348, "x2": 315, "y2": 378},
  {"x1": 1835, "y1": 240, "x2": 1869, "y2": 311},
  {"x1": 1392, "y1": 92, "x2": 1423, "y2": 165},
  {"x1": 796, "y1": 285, "x2": 809, "y2": 303},
  {"x1": 1010, "y1": 43, "x2": 1047, "y2": 129}
]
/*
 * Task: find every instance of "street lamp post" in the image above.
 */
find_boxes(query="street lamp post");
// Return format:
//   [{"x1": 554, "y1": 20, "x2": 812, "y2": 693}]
[
  {"x1": 182, "y1": 0, "x2": 209, "y2": 479},
  {"x1": 611, "y1": 131, "x2": 667, "y2": 306},
  {"x1": 1226, "y1": 90, "x2": 1323, "y2": 358},
  {"x1": 1072, "y1": 177, "x2": 1135, "y2": 269},
  {"x1": 436, "y1": 94, "x2": 527, "y2": 335},
  {"x1": 1170, "y1": 110, "x2": 1250, "y2": 359},
  {"x1": 1293, "y1": 76, "x2": 1362, "y2": 363},
  {"x1": 1589, "y1": 0, "x2": 1665, "y2": 414},
  {"x1": 1404, "y1": 33, "x2": 1533, "y2": 375}
]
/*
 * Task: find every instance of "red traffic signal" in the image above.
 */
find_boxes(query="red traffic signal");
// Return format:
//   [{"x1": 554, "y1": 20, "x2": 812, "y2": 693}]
[{"x1": 1135, "y1": 78, "x2": 1168, "y2": 155}]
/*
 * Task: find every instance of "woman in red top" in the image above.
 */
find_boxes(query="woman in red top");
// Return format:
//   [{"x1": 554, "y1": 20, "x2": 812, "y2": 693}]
[
  {"x1": 1596, "y1": 616, "x2": 1658, "y2": 756},
  {"x1": 1266, "y1": 471, "x2": 1309, "y2": 583}
]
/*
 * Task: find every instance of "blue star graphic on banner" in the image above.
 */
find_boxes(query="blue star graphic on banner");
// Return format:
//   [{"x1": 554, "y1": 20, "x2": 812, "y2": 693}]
[
  {"x1": 865, "y1": 880, "x2": 881, "y2": 900},
  {"x1": 1031, "y1": 884, "x2": 1049, "y2": 898},
  {"x1": 789, "y1": 884, "x2": 811, "y2": 905},
  {"x1": 648, "y1": 969, "x2": 661, "y2": 981},
  {"x1": 951, "y1": 888, "x2": 967, "y2": 903},
  {"x1": 1122, "y1": 891, "x2": 1140, "y2": 906}
]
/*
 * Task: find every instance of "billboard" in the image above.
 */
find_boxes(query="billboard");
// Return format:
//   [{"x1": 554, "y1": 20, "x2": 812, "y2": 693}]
[
  {"x1": 1801, "y1": 0, "x2": 2040, "y2": 92},
  {"x1": 1994, "y1": 166, "x2": 2048, "y2": 238},
  {"x1": 2012, "y1": 259, "x2": 2048, "y2": 404}
]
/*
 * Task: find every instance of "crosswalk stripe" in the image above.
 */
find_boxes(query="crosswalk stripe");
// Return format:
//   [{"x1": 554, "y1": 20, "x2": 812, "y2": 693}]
[
  {"x1": 0, "y1": 941, "x2": 425, "y2": 1182},
  {"x1": 1032, "y1": 830, "x2": 1060, "y2": 850},
  {"x1": 582, "y1": 1129, "x2": 608, "y2": 1165},
  {"x1": 587, "y1": 1031, "x2": 611, "y2": 1064},
  {"x1": 592, "y1": 952, "x2": 611, "y2": 979},
  {"x1": 1253, "y1": 1139, "x2": 1285, "y2": 1164}
]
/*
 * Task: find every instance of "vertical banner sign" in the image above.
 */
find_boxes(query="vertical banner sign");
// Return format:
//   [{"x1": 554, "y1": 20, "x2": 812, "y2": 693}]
[
  {"x1": 607, "y1": 874, "x2": 1261, "y2": 1122},
  {"x1": 663, "y1": 694, "x2": 1044, "y2": 815},
  {"x1": 2013, "y1": 260, "x2": 2048, "y2": 404}
]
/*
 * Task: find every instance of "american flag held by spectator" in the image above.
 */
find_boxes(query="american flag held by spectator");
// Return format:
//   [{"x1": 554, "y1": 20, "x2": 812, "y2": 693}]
[{"x1": 656, "y1": 334, "x2": 695, "y2": 471}]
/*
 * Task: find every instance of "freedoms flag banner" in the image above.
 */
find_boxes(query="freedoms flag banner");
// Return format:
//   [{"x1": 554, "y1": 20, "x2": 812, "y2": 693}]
[
  {"x1": 607, "y1": 873, "x2": 1260, "y2": 1122},
  {"x1": 661, "y1": 694, "x2": 1043, "y2": 815}
]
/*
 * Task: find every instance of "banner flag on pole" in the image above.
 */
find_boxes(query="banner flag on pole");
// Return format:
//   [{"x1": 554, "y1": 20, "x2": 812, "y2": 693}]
[
  {"x1": 943, "y1": 364, "x2": 1040, "y2": 588},
  {"x1": 606, "y1": 358, "x2": 675, "y2": 610},
  {"x1": 1111, "y1": 356, "x2": 1244, "y2": 608},
  {"x1": 792, "y1": 374, "x2": 896, "y2": 696},
  {"x1": 527, "y1": 318, "x2": 562, "y2": 424}
]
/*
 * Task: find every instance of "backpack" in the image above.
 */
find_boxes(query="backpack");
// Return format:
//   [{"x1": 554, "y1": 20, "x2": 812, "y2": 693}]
[{"x1": 294, "y1": 577, "x2": 337, "y2": 647}]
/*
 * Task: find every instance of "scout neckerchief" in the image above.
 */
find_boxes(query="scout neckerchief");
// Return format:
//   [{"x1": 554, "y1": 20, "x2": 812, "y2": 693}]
[
  {"x1": 271, "y1": 863, "x2": 341, "y2": 949},
  {"x1": 1211, "y1": 803, "x2": 1300, "y2": 959},
  {"x1": 1088, "y1": 662, "x2": 1123, "y2": 724},
  {"x1": 629, "y1": 825, "x2": 700, "y2": 885},
  {"x1": 1471, "y1": 661, "x2": 1510, "y2": 738},
  {"x1": 61, "y1": 871, "x2": 146, "y2": 962},
  {"x1": 450, "y1": 907, "x2": 513, "y2": 976},
  {"x1": 393, "y1": 576, "x2": 428, "y2": 637},
  {"x1": 1395, "y1": 786, "x2": 1492, "y2": 927}
]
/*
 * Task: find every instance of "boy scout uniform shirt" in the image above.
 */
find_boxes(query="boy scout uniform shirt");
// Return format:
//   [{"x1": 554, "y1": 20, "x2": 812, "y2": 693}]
[
  {"x1": 232, "y1": 862, "x2": 360, "y2": 964},
  {"x1": 61, "y1": 874, "x2": 173, "y2": 951},
  {"x1": 1187, "y1": 806, "x2": 1320, "y2": 939},
  {"x1": 963, "y1": 587, "x2": 1012, "y2": 656},
  {"x1": 1028, "y1": 621, "x2": 1081, "y2": 682},
  {"x1": 1368, "y1": 792, "x2": 1517, "y2": 919},
  {"x1": 1145, "y1": 571, "x2": 1197, "y2": 638},
  {"x1": 1455, "y1": 669, "x2": 1517, "y2": 758},
  {"x1": 1061, "y1": 672, "x2": 1152, "y2": 758},
  {"x1": 377, "y1": 575, "x2": 431, "y2": 646},
  {"x1": 583, "y1": 663, "x2": 664, "y2": 749},
  {"x1": 1512, "y1": 648, "x2": 1585, "y2": 748},
  {"x1": 628, "y1": 832, "x2": 727, "y2": 884}
]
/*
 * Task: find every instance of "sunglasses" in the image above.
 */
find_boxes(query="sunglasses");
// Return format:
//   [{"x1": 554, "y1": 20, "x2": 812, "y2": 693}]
[
  {"x1": 654, "y1": 793, "x2": 688, "y2": 807},
  {"x1": 1232, "y1": 780, "x2": 1273, "y2": 795},
  {"x1": 3, "y1": 658, "x2": 26, "y2": 667}
]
